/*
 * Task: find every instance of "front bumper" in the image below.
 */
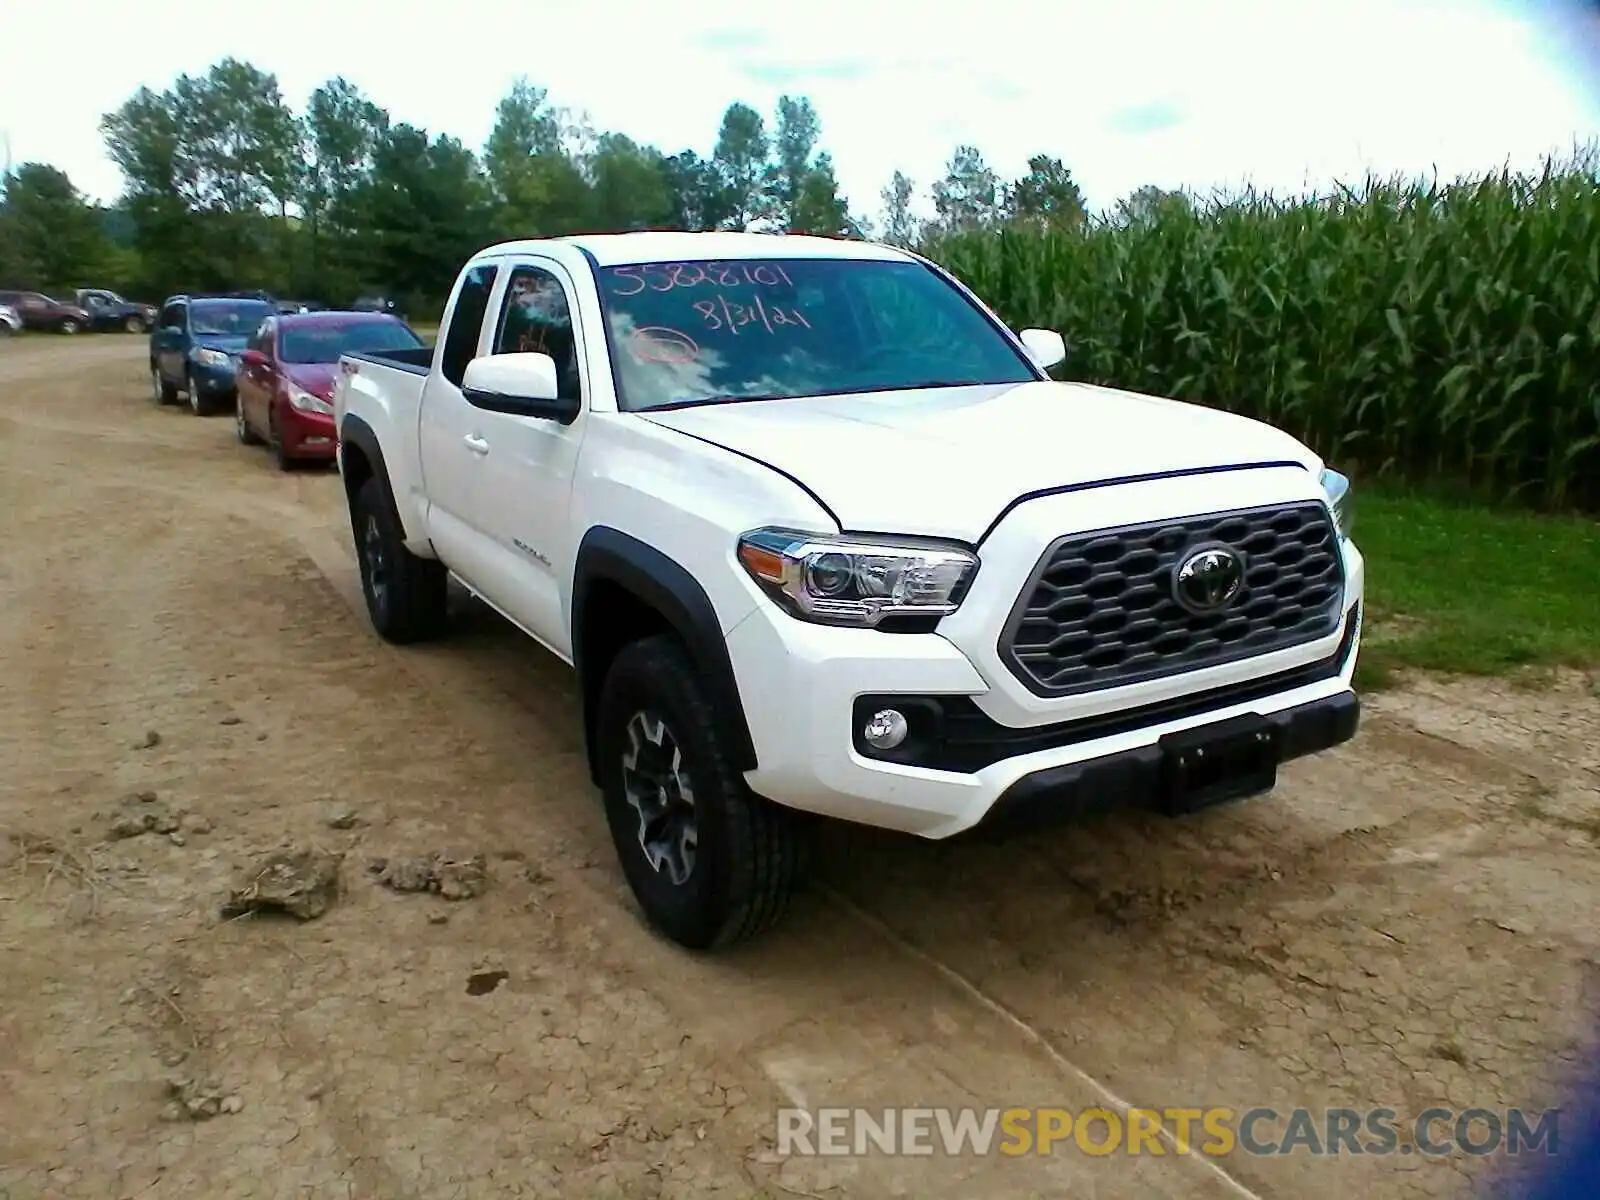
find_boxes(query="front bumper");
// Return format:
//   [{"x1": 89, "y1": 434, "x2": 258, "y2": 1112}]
[
  {"x1": 726, "y1": 549, "x2": 1364, "y2": 841},
  {"x1": 188, "y1": 360, "x2": 238, "y2": 395},
  {"x1": 279, "y1": 406, "x2": 337, "y2": 459}
]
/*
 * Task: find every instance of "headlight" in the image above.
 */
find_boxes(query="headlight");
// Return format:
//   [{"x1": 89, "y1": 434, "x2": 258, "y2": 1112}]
[
  {"x1": 736, "y1": 527, "x2": 979, "y2": 628},
  {"x1": 287, "y1": 387, "x2": 334, "y2": 416},
  {"x1": 192, "y1": 348, "x2": 230, "y2": 368},
  {"x1": 1320, "y1": 468, "x2": 1353, "y2": 538}
]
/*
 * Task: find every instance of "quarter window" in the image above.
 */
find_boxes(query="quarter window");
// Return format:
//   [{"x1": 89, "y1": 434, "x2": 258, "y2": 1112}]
[{"x1": 439, "y1": 265, "x2": 500, "y2": 387}]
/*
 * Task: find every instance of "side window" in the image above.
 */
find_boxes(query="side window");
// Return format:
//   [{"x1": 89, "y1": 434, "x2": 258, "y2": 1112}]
[
  {"x1": 439, "y1": 264, "x2": 500, "y2": 387},
  {"x1": 492, "y1": 265, "x2": 581, "y2": 401},
  {"x1": 159, "y1": 302, "x2": 184, "y2": 330}
]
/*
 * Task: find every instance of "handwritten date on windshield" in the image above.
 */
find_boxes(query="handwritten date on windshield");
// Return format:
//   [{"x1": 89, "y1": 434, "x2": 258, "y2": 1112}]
[{"x1": 694, "y1": 294, "x2": 810, "y2": 335}]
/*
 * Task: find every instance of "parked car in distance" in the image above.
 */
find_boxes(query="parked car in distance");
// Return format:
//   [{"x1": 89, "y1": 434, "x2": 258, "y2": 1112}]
[
  {"x1": 274, "y1": 299, "x2": 327, "y2": 315},
  {"x1": 149, "y1": 294, "x2": 277, "y2": 415},
  {"x1": 236, "y1": 311, "x2": 426, "y2": 470},
  {"x1": 332, "y1": 231, "x2": 1365, "y2": 951},
  {"x1": 352, "y1": 295, "x2": 405, "y2": 321},
  {"x1": 74, "y1": 288, "x2": 158, "y2": 333},
  {"x1": 0, "y1": 290, "x2": 93, "y2": 334},
  {"x1": 0, "y1": 304, "x2": 20, "y2": 336}
]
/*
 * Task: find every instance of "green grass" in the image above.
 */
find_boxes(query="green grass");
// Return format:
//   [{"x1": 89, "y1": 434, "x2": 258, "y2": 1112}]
[{"x1": 1354, "y1": 489, "x2": 1600, "y2": 688}]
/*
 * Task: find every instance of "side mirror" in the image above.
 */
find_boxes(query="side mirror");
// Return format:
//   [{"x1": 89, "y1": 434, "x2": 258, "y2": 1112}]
[
  {"x1": 161, "y1": 325, "x2": 182, "y2": 337},
  {"x1": 1018, "y1": 328, "x2": 1068, "y2": 371},
  {"x1": 461, "y1": 352, "x2": 580, "y2": 423},
  {"x1": 239, "y1": 349, "x2": 267, "y2": 369}
]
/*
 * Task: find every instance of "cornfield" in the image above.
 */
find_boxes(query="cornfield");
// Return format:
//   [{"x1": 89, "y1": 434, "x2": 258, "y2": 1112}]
[{"x1": 926, "y1": 151, "x2": 1600, "y2": 510}]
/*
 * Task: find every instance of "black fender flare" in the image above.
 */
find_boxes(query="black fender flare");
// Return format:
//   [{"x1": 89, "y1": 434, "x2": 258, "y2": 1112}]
[
  {"x1": 572, "y1": 527, "x2": 758, "y2": 784},
  {"x1": 338, "y1": 413, "x2": 409, "y2": 539}
]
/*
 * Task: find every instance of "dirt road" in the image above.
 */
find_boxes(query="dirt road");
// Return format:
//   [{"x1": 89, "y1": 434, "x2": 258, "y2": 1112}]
[{"x1": 2, "y1": 337, "x2": 1597, "y2": 1199}]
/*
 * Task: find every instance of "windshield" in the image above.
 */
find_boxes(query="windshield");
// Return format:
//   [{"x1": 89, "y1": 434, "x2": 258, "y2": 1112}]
[
  {"x1": 280, "y1": 319, "x2": 423, "y2": 364},
  {"x1": 595, "y1": 257, "x2": 1037, "y2": 411},
  {"x1": 191, "y1": 300, "x2": 271, "y2": 336}
]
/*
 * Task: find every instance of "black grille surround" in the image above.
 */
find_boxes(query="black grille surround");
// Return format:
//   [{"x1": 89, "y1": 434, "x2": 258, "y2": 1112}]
[{"x1": 998, "y1": 501, "x2": 1346, "y2": 698}]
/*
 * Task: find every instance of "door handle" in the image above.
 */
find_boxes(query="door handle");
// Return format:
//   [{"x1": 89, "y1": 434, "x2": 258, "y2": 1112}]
[{"x1": 462, "y1": 434, "x2": 490, "y2": 456}]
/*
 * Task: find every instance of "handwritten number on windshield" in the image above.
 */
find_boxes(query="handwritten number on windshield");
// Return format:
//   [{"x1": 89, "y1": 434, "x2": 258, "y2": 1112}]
[
  {"x1": 608, "y1": 262, "x2": 796, "y2": 297},
  {"x1": 693, "y1": 294, "x2": 810, "y2": 334}
]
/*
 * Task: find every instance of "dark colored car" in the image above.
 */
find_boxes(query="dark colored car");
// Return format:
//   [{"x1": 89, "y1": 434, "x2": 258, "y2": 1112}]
[
  {"x1": 0, "y1": 290, "x2": 93, "y2": 334},
  {"x1": 148, "y1": 294, "x2": 276, "y2": 416},
  {"x1": 74, "y1": 288, "x2": 158, "y2": 333},
  {"x1": 235, "y1": 311, "x2": 426, "y2": 469},
  {"x1": 352, "y1": 295, "x2": 406, "y2": 321}
]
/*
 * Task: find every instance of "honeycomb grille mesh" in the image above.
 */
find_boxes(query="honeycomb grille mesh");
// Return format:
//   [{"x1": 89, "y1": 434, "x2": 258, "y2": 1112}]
[{"x1": 1001, "y1": 502, "x2": 1345, "y2": 696}]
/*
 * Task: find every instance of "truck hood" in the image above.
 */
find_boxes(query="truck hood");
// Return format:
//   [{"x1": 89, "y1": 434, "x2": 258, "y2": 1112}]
[{"x1": 640, "y1": 380, "x2": 1319, "y2": 544}]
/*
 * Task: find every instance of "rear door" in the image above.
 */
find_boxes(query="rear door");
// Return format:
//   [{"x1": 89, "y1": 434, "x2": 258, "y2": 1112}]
[
  {"x1": 155, "y1": 301, "x2": 187, "y2": 382},
  {"x1": 416, "y1": 263, "x2": 502, "y2": 583}
]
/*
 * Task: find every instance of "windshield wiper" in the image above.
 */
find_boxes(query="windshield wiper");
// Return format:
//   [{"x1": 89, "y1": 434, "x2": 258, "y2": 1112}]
[{"x1": 648, "y1": 393, "x2": 792, "y2": 412}]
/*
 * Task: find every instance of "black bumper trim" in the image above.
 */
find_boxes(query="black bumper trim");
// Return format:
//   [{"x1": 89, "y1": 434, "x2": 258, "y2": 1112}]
[
  {"x1": 854, "y1": 602, "x2": 1360, "y2": 774},
  {"x1": 965, "y1": 688, "x2": 1361, "y2": 840}
]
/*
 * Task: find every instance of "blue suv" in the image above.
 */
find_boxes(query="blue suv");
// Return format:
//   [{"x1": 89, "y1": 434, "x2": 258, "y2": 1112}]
[{"x1": 150, "y1": 294, "x2": 276, "y2": 415}]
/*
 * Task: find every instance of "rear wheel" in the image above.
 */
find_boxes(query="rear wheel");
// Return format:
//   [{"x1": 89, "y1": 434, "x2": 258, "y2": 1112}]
[
  {"x1": 235, "y1": 391, "x2": 261, "y2": 445},
  {"x1": 350, "y1": 476, "x2": 448, "y2": 643},
  {"x1": 597, "y1": 635, "x2": 807, "y2": 950},
  {"x1": 151, "y1": 364, "x2": 177, "y2": 405}
]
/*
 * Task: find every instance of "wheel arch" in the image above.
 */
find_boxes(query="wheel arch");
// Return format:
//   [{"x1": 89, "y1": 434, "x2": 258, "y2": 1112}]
[
  {"x1": 337, "y1": 414, "x2": 408, "y2": 539},
  {"x1": 572, "y1": 527, "x2": 758, "y2": 787}
]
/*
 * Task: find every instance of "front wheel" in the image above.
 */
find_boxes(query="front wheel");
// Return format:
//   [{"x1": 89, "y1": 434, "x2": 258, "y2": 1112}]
[
  {"x1": 596, "y1": 635, "x2": 807, "y2": 950},
  {"x1": 350, "y1": 475, "x2": 448, "y2": 643},
  {"x1": 59, "y1": 319, "x2": 81, "y2": 335},
  {"x1": 124, "y1": 315, "x2": 147, "y2": 334}
]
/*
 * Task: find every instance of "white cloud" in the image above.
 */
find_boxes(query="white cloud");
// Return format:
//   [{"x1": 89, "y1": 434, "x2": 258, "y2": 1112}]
[{"x1": 0, "y1": 0, "x2": 1594, "y2": 227}]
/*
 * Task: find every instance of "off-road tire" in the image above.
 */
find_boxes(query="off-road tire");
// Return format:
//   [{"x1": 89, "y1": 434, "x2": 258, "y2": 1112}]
[
  {"x1": 350, "y1": 475, "x2": 448, "y2": 644},
  {"x1": 596, "y1": 635, "x2": 806, "y2": 950}
]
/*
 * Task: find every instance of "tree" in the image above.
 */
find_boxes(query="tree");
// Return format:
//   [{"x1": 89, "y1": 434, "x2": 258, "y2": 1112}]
[
  {"x1": 712, "y1": 102, "x2": 769, "y2": 229},
  {"x1": 662, "y1": 150, "x2": 728, "y2": 230},
  {"x1": 483, "y1": 78, "x2": 592, "y2": 237},
  {"x1": 0, "y1": 163, "x2": 115, "y2": 290},
  {"x1": 1115, "y1": 184, "x2": 1193, "y2": 226},
  {"x1": 879, "y1": 171, "x2": 918, "y2": 246},
  {"x1": 931, "y1": 145, "x2": 1001, "y2": 233},
  {"x1": 790, "y1": 153, "x2": 850, "y2": 236},
  {"x1": 770, "y1": 94, "x2": 820, "y2": 229},
  {"x1": 349, "y1": 124, "x2": 493, "y2": 304},
  {"x1": 302, "y1": 77, "x2": 390, "y2": 298},
  {"x1": 1003, "y1": 155, "x2": 1087, "y2": 230},
  {"x1": 589, "y1": 134, "x2": 674, "y2": 230}
]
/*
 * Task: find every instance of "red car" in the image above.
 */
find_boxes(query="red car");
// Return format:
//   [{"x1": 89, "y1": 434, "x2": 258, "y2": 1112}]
[{"x1": 235, "y1": 311, "x2": 426, "y2": 469}]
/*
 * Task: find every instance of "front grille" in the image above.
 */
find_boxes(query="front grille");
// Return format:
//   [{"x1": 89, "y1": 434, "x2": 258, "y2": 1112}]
[{"x1": 999, "y1": 502, "x2": 1345, "y2": 697}]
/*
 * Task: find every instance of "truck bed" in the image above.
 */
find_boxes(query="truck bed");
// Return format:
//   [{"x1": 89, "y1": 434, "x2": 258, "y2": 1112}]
[{"x1": 346, "y1": 345, "x2": 432, "y2": 374}]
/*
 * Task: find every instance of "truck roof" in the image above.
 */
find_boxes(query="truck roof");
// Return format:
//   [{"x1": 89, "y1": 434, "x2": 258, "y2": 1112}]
[{"x1": 478, "y1": 230, "x2": 917, "y2": 269}]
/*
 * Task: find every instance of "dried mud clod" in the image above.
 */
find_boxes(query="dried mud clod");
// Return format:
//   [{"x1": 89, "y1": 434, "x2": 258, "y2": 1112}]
[
  {"x1": 160, "y1": 1074, "x2": 243, "y2": 1122},
  {"x1": 107, "y1": 790, "x2": 182, "y2": 840},
  {"x1": 221, "y1": 848, "x2": 342, "y2": 921},
  {"x1": 368, "y1": 851, "x2": 489, "y2": 900}
]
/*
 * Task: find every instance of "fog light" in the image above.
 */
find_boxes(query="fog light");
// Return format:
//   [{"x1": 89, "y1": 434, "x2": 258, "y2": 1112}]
[{"x1": 862, "y1": 708, "x2": 909, "y2": 751}]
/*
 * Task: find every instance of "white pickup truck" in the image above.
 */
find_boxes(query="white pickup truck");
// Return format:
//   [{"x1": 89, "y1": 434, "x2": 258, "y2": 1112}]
[{"x1": 333, "y1": 231, "x2": 1364, "y2": 950}]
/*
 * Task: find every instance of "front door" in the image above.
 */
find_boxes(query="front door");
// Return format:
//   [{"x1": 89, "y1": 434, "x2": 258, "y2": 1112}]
[
  {"x1": 155, "y1": 302, "x2": 188, "y2": 383},
  {"x1": 462, "y1": 258, "x2": 590, "y2": 657}
]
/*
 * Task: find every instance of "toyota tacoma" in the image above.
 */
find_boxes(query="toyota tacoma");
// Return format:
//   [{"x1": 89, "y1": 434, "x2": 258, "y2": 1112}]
[{"x1": 332, "y1": 232, "x2": 1364, "y2": 950}]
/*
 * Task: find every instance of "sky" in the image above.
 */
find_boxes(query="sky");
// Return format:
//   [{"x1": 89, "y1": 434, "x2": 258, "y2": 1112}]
[{"x1": 2, "y1": 0, "x2": 1598, "y2": 223}]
